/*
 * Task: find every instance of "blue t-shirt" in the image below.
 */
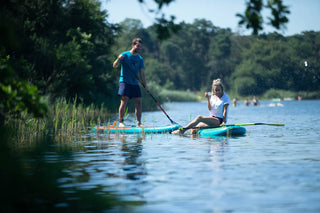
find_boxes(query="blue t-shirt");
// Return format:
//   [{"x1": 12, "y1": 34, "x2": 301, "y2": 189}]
[{"x1": 119, "y1": 51, "x2": 145, "y2": 85}]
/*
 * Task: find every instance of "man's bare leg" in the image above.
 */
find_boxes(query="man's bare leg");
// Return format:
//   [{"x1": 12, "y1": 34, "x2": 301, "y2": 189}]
[
  {"x1": 133, "y1": 97, "x2": 142, "y2": 126},
  {"x1": 119, "y1": 96, "x2": 129, "y2": 126}
]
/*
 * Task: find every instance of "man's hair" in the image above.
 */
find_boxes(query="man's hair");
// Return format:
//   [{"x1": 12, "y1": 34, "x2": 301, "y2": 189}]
[{"x1": 132, "y1": 38, "x2": 142, "y2": 45}]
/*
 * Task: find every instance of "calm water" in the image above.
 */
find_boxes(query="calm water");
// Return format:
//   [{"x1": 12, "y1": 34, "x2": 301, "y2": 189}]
[{"x1": 33, "y1": 100, "x2": 320, "y2": 212}]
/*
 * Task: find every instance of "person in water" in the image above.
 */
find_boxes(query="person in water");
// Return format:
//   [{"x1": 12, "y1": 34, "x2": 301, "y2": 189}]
[
  {"x1": 113, "y1": 38, "x2": 147, "y2": 127},
  {"x1": 172, "y1": 78, "x2": 230, "y2": 134},
  {"x1": 252, "y1": 96, "x2": 259, "y2": 106},
  {"x1": 233, "y1": 97, "x2": 238, "y2": 107}
]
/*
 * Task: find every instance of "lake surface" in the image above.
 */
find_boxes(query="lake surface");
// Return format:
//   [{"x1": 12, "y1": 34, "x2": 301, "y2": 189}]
[{"x1": 24, "y1": 100, "x2": 320, "y2": 212}]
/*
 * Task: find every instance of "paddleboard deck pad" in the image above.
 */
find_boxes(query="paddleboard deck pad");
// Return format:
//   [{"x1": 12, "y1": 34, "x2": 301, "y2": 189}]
[
  {"x1": 93, "y1": 123, "x2": 180, "y2": 134},
  {"x1": 198, "y1": 126, "x2": 246, "y2": 137}
]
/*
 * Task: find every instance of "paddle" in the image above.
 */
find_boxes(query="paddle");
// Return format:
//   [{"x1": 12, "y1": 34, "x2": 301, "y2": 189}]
[
  {"x1": 138, "y1": 79, "x2": 177, "y2": 125},
  {"x1": 125, "y1": 63, "x2": 178, "y2": 125},
  {"x1": 182, "y1": 122, "x2": 285, "y2": 130}
]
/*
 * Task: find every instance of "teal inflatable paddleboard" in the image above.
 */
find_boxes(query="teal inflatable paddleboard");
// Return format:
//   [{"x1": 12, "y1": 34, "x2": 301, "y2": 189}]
[
  {"x1": 198, "y1": 126, "x2": 246, "y2": 137},
  {"x1": 93, "y1": 123, "x2": 180, "y2": 134}
]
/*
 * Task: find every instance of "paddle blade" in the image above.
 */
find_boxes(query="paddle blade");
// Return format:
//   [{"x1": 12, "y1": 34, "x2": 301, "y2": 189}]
[
  {"x1": 109, "y1": 121, "x2": 117, "y2": 127},
  {"x1": 264, "y1": 123, "x2": 285, "y2": 126}
]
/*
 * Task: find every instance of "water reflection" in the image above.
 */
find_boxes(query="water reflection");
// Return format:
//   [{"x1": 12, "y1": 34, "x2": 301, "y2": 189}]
[
  {"x1": 88, "y1": 133, "x2": 148, "y2": 203},
  {"x1": 0, "y1": 126, "x2": 124, "y2": 212},
  {"x1": 120, "y1": 135, "x2": 146, "y2": 181},
  {"x1": 208, "y1": 137, "x2": 229, "y2": 169}
]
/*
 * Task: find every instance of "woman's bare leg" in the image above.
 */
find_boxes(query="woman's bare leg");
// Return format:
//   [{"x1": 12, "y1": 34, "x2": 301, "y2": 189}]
[{"x1": 173, "y1": 116, "x2": 220, "y2": 134}]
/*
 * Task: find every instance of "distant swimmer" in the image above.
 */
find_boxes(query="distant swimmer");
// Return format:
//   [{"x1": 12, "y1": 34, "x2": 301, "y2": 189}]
[
  {"x1": 252, "y1": 96, "x2": 259, "y2": 106},
  {"x1": 233, "y1": 97, "x2": 238, "y2": 107},
  {"x1": 244, "y1": 98, "x2": 250, "y2": 106}
]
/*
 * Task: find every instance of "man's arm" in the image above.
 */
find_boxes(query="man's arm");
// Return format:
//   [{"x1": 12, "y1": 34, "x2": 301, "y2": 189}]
[{"x1": 113, "y1": 54, "x2": 124, "y2": 68}]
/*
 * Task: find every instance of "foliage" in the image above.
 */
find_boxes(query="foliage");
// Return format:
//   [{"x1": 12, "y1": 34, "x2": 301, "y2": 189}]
[
  {"x1": 262, "y1": 88, "x2": 296, "y2": 99},
  {"x1": 136, "y1": 0, "x2": 181, "y2": 40},
  {"x1": 230, "y1": 32, "x2": 320, "y2": 96},
  {"x1": 237, "y1": 0, "x2": 264, "y2": 35},
  {"x1": 237, "y1": 0, "x2": 290, "y2": 34},
  {"x1": 0, "y1": 54, "x2": 48, "y2": 123},
  {"x1": 5, "y1": 98, "x2": 110, "y2": 144},
  {"x1": 0, "y1": 0, "x2": 119, "y2": 116},
  {"x1": 139, "y1": 0, "x2": 290, "y2": 36},
  {"x1": 159, "y1": 89, "x2": 199, "y2": 102},
  {"x1": 113, "y1": 17, "x2": 319, "y2": 98},
  {"x1": 153, "y1": 15, "x2": 181, "y2": 40},
  {"x1": 262, "y1": 89, "x2": 320, "y2": 100}
]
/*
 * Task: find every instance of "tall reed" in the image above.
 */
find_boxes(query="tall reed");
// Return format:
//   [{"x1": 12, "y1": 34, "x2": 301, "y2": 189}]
[{"x1": 5, "y1": 98, "x2": 112, "y2": 145}]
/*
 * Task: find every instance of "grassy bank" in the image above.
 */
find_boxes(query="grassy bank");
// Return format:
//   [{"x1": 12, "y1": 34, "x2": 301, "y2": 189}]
[
  {"x1": 261, "y1": 89, "x2": 320, "y2": 100},
  {"x1": 228, "y1": 88, "x2": 320, "y2": 101},
  {"x1": 159, "y1": 89, "x2": 200, "y2": 102},
  {"x1": 5, "y1": 98, "x2": 111, "y2": 145}
]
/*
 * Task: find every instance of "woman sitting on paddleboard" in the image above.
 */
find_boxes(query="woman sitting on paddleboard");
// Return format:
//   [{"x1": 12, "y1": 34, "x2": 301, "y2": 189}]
[{"x1": 172, "y1": 78, "x2": 230, "y2": 134}]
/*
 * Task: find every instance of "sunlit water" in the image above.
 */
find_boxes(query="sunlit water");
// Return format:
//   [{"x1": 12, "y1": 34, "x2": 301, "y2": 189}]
[{"x1": 43, "y1": 100, "x2": 320, "y2": 212}]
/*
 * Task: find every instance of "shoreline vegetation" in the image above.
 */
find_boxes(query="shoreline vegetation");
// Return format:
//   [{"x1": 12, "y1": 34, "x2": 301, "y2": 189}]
[
  {"x1": 5, "y1": 98, "x2": 109, "y2": 145},
  {"x1": 5, "y1": 88, "x2": 318, "y2": 145}
]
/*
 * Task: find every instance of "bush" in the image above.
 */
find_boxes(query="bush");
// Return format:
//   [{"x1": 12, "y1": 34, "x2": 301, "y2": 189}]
[{"x1": 159, "y1": 89, "x2": 199, "y2": 102}]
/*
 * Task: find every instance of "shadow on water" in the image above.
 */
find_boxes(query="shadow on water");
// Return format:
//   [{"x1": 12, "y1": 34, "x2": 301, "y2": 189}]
[{"x1": 0, "y1": 126, "x2": 132, "y2": 213}]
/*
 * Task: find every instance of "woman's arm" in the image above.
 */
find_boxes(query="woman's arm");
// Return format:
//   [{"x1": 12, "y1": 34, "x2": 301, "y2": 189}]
[
  {"x1": 221, "y1": 104, "x2": 229, "y2": 126},
  {"x1": 205, "y1": 92, "x2": 211, "y2": 110}
]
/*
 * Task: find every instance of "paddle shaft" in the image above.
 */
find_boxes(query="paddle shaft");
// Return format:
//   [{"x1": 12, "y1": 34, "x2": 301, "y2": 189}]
[
  {"x1": 125, "y1": 63, "x2": 177, "y2": 125},
  {"x1": 183, "y1": 122, "x2": 284, "y2": 130}
]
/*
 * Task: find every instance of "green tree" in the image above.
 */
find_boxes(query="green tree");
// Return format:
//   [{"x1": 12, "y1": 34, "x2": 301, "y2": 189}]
[
  {"x1": 138, "y1": 0, "x2": 290, "y2": 36},
  {"x1": 207, "y1": 28, "x2": 233, "y2": 89},
  {"x1": 157, "y1": 20, "x2": 216, "y2": 90},
  {"x1": 230, "y1": 31, "x2": 320, "y2": 96},
  {"x1": 288, "y1": 31, "x2": 320, "y2": 91},
  {"x1": 1, "y1": 0, "x2": 119, "y2": 108}
]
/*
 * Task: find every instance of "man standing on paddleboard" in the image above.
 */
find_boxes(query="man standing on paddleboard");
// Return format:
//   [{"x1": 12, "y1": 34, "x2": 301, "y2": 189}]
[{"x1": 113, "y1": 38, "x2": 147, "y2": 127}]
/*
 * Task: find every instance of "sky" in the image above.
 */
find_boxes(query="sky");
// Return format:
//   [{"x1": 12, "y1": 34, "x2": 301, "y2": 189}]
[{"x1": 102, "y1": 0, "x2": 320, "y2": 36}]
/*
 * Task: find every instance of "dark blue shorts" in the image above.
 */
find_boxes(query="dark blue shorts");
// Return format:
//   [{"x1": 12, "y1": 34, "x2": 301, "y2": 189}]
[
  {"x1": 217, "y1": 117, "x2": 223, "y2": 124},
  {"x1": 118, "y1": 82, "x2": 141, "y2": 99},
  {"x1": 212, "y1": 116, "x2": 223, "y2": 124}
]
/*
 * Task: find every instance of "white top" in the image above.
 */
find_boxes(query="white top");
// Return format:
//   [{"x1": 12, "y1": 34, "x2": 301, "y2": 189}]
[{"x1": 209, "y1": 93, "x2": 230, "y2": 121}]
